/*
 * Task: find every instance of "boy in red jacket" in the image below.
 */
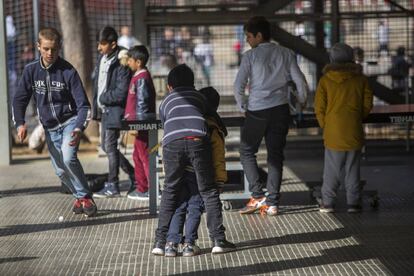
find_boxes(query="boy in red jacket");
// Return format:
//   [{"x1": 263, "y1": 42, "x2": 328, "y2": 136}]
[{"x1": 124, "y1": 45, "x2": 156, "y2": 200}]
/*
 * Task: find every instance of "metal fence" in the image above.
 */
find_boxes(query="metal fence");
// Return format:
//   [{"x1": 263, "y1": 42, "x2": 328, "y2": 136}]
[{"x1": 4, "y1": 0, "x2": 414, "y2": 146}]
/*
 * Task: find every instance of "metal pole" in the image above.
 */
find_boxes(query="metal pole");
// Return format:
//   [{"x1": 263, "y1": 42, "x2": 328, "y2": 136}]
[
  {"x1": 405, "y1": 77, "x2": 411, "y2": 151},
  {"x1": 331, "y1": 0, "x2": 340, "y2": 45},
  {"x1": 0, "y1": 0, "x2": 12, "y2": 165},
  {"x1": 132, "y1": 0, "x2": 147, "y2": 46},
  {"x1": 148, "y1": 129, "x2": 158, "y2": 215},
  {"x1": 405, "y1": 14, "x2": 411, "y2": 151},
  {"x1": 33, "y1": 0, "x2": 40, "y2": 59}
]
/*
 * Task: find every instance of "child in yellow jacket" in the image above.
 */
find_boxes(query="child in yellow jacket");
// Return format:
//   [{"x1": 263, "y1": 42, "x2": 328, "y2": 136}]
[
  {"x1": 164, "y1": 86, "x2": 228, "y2": 257},
  {"x1": 314, "y1": 42, "x2": 373, "y2": 214}
]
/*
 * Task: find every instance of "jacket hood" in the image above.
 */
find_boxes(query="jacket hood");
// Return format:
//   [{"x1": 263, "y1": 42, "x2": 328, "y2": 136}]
[{"x1": 323, "y1": 63, "x2": 363, "y2": 83}]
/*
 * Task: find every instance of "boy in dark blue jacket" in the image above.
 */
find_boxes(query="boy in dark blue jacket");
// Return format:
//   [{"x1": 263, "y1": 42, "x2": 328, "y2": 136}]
[
  {"x1": 92, "y1": 26, "x2": 135, "y2": 198},
  {"x1": 12, "y1": 27, "x2": 97, "y2": 217}
]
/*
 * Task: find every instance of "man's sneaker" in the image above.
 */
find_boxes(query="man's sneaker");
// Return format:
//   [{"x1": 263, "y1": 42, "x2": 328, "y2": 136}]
[
  {"x1": 151, "y1": 241, "x2": 165, "y2": 256},
  {"x1": 347, "y1": 205, "x2": 362, "y2": 213},
  {"x1": 93, "y1": 182, "x2": 121, "y2": 198},
  {"x1": 127, "y1": 190, "x2": 149, "y2": 200},
  {"x1": 164, "y1": 242, "x2": 178, "y2": 257},
  {"x1": 319, "y1": 205, "x2": 335, "y2": 213},
  {"x1": 182, "y1": 242, "x2": 201, "y2": 257},
  {"x1": 81, "y1": 197, "x2": 97, "y2": 217},
  {"x1": 211, "y1": 239, "x2": 236, "y2": 254},
  {"x1": 72, "y1": 198, "x2": 83, "y2": 214},
  {"x1": 239, "y1": 197, "x2": 266, "y2": 214},
  {"x1": 259, "y1": 205, "x2": 279, "y2": 216}
]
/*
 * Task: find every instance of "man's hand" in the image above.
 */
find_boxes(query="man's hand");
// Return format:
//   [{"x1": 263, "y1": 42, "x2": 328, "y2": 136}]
[
  {"x1": 69, "y1": 129, "x2": 82, "y2": 147},
  {"x1": 17, "y1": 124, "x2": 27, "y2": 143}
]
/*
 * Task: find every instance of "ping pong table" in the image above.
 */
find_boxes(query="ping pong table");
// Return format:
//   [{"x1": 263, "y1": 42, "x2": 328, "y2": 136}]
[{"x1": 122, "y1": 104, "x2": 414, "y2": 214}]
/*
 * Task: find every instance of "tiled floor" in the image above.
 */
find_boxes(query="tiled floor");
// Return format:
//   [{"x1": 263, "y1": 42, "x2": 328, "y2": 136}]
[{"x1": 1, "y1": 143, "x2": 414, "y2": 275}]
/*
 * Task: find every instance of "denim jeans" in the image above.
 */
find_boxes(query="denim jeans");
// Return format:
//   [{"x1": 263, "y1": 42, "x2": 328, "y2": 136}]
[
  {"x1": 167, "y1": 170, "x2": 204, "y2": 244},
  {"x1": 239, "y1": 104, "x2": 290, "y2": 206},
  {"x1": 155, "y1": 137, "x2": 225, "y2": 243},
  {"x1": 101, "y1": 126, "x2": 135, "y2": 185},
  {"x1": 45, "y1": 117, "x2": 91, "y2": 198}
]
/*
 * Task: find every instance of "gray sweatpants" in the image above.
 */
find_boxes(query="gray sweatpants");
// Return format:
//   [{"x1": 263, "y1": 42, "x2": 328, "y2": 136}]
[{"x1": 322, "y1": 148, "x2": 362, "y2": 207}]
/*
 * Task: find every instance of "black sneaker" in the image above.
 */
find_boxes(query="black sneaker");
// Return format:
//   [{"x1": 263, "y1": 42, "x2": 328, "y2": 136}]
[
  {"x1": 164, "y1": 242, "x2": 178, "y2": 257},
  {"x1": 93, "y1": 182, "x2": 121, "y2": 198},
  {"x1": 319, "y1": 205, "x2": 335, "y2": 213},
  {"x1": 211, "y1": 239, "x2": 236, "y2": 254},
  {"x1": 182, "y1": 242, "x2": 200, "y2": 257},
  {"x1": 347, "y1": 205, "x2": 362, "y2": 213},
  {"x1": 151, "y1": 241, "x2": 165, "y2": 256}
]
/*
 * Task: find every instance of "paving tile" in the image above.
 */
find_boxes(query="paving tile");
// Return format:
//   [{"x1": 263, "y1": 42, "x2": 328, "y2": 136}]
[{"x1": 0, "y1": 155, "x2": 413, "y2": 275}]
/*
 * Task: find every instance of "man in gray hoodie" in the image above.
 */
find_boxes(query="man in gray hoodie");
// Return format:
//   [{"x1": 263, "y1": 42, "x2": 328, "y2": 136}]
[{"x1": 234, "y1": 16, "x2": 308, "y2": 216}]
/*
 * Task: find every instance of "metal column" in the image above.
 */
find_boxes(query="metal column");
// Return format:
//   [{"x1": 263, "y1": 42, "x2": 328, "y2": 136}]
[{"x1": 0, "y1": 1, "x2": 12, "y2": 166}]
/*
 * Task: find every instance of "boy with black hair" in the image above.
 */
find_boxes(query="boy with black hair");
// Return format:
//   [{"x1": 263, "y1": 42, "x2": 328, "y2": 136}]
[
  {"x1": 152, "y1": 64, "x2": 235, "y2": 256},
  {"x1": 13, "y1": 27, "x2": 97, "y2": 217},
  {"x1": 92, "y1": 26, "x2": 136, "y2": 198},
  {"x1": 124, "y1": 45, "x2": 156, "y2": 200},
  {"x1": 164, "y1": 86, "x2": 228, "y2": 257},
  {"x1": 234, "y1": 16, "x2": 308, "y2": 216}
]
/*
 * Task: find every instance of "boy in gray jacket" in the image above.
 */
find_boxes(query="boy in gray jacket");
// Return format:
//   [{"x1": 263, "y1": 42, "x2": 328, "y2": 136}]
[{"x1": 234, "y1": 16, "x2": 308, "y2": 216}]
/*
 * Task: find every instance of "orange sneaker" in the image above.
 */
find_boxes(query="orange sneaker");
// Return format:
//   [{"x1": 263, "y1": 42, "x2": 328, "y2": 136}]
[
  {"x1": 239, "y1": 197, "x2": 266, "y2": 214},
  {"x1": 259, "y1": 205, "x2": 279, "y2": 216}
]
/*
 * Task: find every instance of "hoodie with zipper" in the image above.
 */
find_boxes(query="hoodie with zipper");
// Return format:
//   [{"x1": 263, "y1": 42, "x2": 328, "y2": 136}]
[
  {"x1": 314, "y1": 63, "x2": 373, "y2": 151},
  {"x1": 13, "y1": 57, "x2": 91, "y2": 131}
]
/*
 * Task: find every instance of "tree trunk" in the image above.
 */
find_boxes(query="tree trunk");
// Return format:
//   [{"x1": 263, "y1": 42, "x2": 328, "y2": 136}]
[{"x1": 56, "y1": 0, "x2": 99, "y2": 139}]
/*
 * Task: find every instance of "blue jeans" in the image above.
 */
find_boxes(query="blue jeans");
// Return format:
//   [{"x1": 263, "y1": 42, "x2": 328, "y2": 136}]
[
  {"x1": 240, "y1": 104, "x2": 290, "y2": 206},
  {"x1": 167, "y1": 171, "x2": 204, "y2": 244},
  {"x1": 155, "y1": 137, "x2": 225, "y2": 243},
  {"x1": 45, "y1": 117, "x2": 91, "y2": 198}
]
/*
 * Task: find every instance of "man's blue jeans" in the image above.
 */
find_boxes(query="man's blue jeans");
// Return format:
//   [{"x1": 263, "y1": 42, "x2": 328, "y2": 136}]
[{"x1": 45, "y1": 117, "x2": 91, "y2": 198}]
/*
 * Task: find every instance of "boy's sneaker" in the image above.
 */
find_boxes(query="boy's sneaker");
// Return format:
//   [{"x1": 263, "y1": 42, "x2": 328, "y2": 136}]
[
  {"x1": 94, "y1": 182, "x2": 121, "y2": 198},
  {"x1": 347, "y1": 205, "x2": 362, "y2": 213},
  {"x1": 72, "y1": 199, "x2": 83, "y2": 214},
  {"x1": 127, "y1": 190, "x2": 149, "y2": 200},
  {"x1": 151, "y1": 241, "x2": 165, "y2": 256},
  {"x1": 164, "y1": 242, "x2": 178, "y2": 257},
  {"x1": 211, "y1": 239, "x2": 236, "y2": 254},
  {"x1": 182, "y1": 242, "x2": 201, "y2": 257},
  {"x1": 239, "y1": 197, "x2": 266, "y2": 214},
  {"x1": 81, "y1": 197, "x2": 97, "y2": 217},
  {"x1": 259, "y1": 205, "x2": 279, "y2": 216},
  {"x1": 319, "y1": 205, "x2": 335, "y2": 213}
]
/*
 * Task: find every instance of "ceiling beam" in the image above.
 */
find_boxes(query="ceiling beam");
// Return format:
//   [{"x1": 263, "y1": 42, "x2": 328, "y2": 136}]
[
  {"x1": 145, "y1": 10, "x2": 413, "y2": 26},
  {"x1": 271, "y1": 23, "x2": 330, "y2": 64},
  {"x1": 145, "y1": 0, "x2": 294, "y2": 26}
]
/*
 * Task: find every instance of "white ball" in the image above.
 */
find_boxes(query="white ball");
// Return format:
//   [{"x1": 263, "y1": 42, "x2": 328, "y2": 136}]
[{"x1": 58, "y1": 216, "x2": 64, "y2": 222}]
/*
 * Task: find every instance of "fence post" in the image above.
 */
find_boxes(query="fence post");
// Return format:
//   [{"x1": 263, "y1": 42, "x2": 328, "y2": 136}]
[{"x1": 0, "y1": 2, "x2": 12, "y2": 165}]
